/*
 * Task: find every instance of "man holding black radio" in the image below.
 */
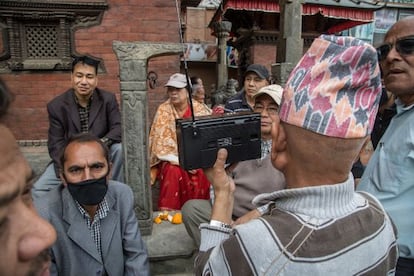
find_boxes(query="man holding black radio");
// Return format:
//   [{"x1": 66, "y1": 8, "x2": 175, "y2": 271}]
[
  {"x1": 195, "y1": 35, "x2": 397, "y2": 275},
  {"x1": 182, "y1": 84, "x2": 286, "y2": 247}
]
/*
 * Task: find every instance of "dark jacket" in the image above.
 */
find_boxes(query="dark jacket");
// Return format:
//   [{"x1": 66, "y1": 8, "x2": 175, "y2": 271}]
[
  {"x1": 224, "y1": 89, "x2": 252, "y2": 113},
  {"x1": 47, "y1": 88, "x2": 121, "y2": 171}
]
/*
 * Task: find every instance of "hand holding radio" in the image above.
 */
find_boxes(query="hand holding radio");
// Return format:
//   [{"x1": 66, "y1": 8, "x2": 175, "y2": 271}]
[
  {"x1": 176, "y1": 112, "x2": 262, "y2": 170},
  {"x1": 204, "y1": 148, "x2": 235, "y2": 225}
]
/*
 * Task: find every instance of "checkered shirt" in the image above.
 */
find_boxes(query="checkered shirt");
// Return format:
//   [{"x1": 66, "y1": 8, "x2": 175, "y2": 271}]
[
  {"x1": 76, "y1": 198, "x2": 109, "y2": 258},
  {"x1": 74, "y1": 94, "x2": 92, "y2": 133}
]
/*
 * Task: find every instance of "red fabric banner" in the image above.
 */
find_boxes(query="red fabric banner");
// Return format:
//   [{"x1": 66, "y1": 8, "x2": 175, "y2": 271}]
[{"x1": 221, "y1": 0, "x2": 374, "y2": 33}]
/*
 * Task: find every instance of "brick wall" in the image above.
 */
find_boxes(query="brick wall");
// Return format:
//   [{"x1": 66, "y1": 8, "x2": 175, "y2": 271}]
[
  {"x1": 251, "y1": 43, "x2": 277, "y2": 76},
  {"x1": 185, "y1": 7, "x2": 216, "y2": 43},
  {"x1": 1, "y1": 0, "x2": 184, "y2": 140}
]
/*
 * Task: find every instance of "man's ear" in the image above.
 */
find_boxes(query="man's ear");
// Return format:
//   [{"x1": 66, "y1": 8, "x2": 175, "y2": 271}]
[
  {"x1": 107, "y1": 162, "x2": 113, "y2": 180},
  {"x1": 271, "y1": 119, "x2": 288, "y2": 171},
  {"x1": 60, "y1": 171, "x2": 67, "y2": 187}
]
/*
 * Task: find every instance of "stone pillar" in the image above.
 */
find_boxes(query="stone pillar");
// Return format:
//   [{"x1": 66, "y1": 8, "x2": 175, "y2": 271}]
[
  {"x1": 112, "y1": 41, "x2": 182, "y2": 235},
  {"x1": 213, "y1": 21, "x2": 232, "y2": 88},
  {"x1": 272, "y1": 0, "x2": 304, "y2": 86}
]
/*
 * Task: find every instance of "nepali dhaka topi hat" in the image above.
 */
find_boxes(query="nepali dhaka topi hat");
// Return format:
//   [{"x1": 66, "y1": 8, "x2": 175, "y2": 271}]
[{"x1": 278, "y1": 35, "x2": 382, "y2": 138}]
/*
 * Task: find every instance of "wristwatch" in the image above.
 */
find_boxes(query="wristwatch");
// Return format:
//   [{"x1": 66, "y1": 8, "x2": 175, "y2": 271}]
[
  {"x1": 100, "y1": 137, "x2": 113, "y2": 147},
  {"x1": 209, "y1": 219, "x2": 232, "y2": 229}
]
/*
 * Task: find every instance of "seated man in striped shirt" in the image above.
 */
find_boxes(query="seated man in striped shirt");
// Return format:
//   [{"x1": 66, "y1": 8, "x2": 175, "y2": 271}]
[{"x1": 195, "y1": 35, "x2": 398, "y2": 276}]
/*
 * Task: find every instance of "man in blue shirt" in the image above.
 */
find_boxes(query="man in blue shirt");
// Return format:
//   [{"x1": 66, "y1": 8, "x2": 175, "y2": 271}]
[{"x1": 358, "y1": 15, "x2": 414, "y2": 276}]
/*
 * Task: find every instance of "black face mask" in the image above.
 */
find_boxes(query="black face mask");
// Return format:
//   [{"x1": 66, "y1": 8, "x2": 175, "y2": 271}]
[{"x1": 66, "y1": 175, "x2": 108, "y2": 206}]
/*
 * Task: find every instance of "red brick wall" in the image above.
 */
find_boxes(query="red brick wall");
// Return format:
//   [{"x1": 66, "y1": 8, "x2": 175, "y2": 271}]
[
  {"x1": 185, "y1": 7, "x2": 216, "y2": 43},
  {"x1": 2, "y1": 0, "x2": 184, "y2": 140},
  {"x1": 251, "y1": 43, "x2": 277, "y2": 75}
]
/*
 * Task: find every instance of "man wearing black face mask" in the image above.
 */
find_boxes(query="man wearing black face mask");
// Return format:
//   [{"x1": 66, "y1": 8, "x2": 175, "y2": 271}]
[{"x1": 35, "y1": 133, "x2": 150, "y2": 276}]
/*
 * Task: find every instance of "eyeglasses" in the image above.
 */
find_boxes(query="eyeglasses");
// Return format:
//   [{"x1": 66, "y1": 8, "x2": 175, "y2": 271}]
[
  {"x1": 254, "y1": 105, "x2": 278, "y2": 116},
  {"x1": 377, "y1": 36, "x2": 414, "y2": 61}
]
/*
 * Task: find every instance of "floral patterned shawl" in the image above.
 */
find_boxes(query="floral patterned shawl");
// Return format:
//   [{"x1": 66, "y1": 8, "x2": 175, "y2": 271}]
[{"x1": 149, "y1": 99, "x2": 211, "y2": 184}]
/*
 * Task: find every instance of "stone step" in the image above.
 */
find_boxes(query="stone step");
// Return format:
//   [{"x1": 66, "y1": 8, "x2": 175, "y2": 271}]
[
  {"x1": 145, "y1": 212, "x2": 196, "y2": 275},
  {"x1": 19, "y1": 142, "x2": 50, "y2": 178}
]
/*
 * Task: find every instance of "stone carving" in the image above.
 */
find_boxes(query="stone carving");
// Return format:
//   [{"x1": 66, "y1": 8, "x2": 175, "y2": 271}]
[
  {"x1": 113, "y1": 41, "x2": 184, "y2": 235},
  {"x1": 212, "y1": 21, "x2": 232, "y2": 89},
  {"x1": 211, "y1": 78, "x2": 239, "y2": 106},
  {"x1": 113, "y1": 41, "x2": 183, "y2": 60}
]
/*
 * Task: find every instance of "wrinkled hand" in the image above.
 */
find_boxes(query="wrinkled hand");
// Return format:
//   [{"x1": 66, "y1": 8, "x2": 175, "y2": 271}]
[
  {"x1": 204, "y1": 148, "x2": 235, "y2": 224},
  {"x1": 233, "y1": 209, "x2": 261, "y2": 226},
  {"x1": 204, "y1": 149, "x2": 235, "y2": 195}
]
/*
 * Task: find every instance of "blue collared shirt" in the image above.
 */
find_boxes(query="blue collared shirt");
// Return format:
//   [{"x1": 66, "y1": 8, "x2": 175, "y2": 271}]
[{"x1": 358, "y1": 98, "x2": 414, "y2": 259}]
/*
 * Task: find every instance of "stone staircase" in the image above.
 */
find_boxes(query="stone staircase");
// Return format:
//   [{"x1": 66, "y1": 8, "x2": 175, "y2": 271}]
[{"x1": 20, "y1": 141, "x2": 197, "y2": 276}]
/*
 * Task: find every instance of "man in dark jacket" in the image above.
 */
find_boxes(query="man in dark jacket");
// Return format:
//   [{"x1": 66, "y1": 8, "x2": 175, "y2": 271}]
[
  {"x1": 0, "y1": 79, "x2": 57, "y2": 276},
  {"x1": 33, "y1": 56, "x2": 123, "y2": 198}
]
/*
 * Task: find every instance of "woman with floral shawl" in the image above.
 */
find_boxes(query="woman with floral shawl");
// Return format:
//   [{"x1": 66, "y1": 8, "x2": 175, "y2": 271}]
[{"x1": 149, "y1": 73, "x2": 212, "y2": 210}]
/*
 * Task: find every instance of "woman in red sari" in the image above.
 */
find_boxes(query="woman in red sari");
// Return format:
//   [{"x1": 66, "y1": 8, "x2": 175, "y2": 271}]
[{"x1": 149, "y1": 73, "x2": 212, "y2": 210}]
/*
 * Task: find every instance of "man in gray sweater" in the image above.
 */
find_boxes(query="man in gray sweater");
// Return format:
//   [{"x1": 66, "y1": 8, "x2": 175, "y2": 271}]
[
  {"x1": 182, "y1": 84, "x2": 286, "y2": 247},
  {"x1": 195, "y1": 35, "x2": 397, "y2": 275}
]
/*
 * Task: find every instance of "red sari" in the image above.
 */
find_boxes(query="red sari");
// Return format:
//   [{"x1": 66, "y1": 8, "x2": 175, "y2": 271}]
[{"x1": 157, "y1": 162, "x2": 210, "y2": 210}]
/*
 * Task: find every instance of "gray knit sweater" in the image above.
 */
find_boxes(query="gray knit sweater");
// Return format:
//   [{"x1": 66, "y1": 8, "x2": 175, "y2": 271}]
[
  {"x1": 232, "y1": 154, "x2": 285, "y2": 218},
  {"x1": 195, "y1": 176, "x2": 398, "y2": 275}
]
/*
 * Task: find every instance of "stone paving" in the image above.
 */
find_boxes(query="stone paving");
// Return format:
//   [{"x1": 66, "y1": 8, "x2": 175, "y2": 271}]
[{"x1": 20, "y1": 143, "x2": 196, "y2": 276}]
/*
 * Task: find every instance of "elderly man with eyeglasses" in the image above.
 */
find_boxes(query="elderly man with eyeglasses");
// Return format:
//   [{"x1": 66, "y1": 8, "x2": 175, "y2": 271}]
[
  {"x1": 357, "y1": 15, "x2": 414, "y2": 276},
  {"x1": 182, "y1": 85, "x2": 286, "y2": 248}
]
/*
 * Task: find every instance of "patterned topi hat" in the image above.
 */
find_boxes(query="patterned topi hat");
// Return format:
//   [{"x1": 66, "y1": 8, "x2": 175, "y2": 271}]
[{"x1": 279, "y1": 35, "x2": 382, "y2": 138}]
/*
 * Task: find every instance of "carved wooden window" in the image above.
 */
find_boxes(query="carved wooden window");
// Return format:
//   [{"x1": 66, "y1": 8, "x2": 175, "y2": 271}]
[
  {"x1": 0, "y1": 1, "x2": 108, "y2": 72},
  {"x1": 26, "y1": 25, "x2": 58, "y2": 58}
]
